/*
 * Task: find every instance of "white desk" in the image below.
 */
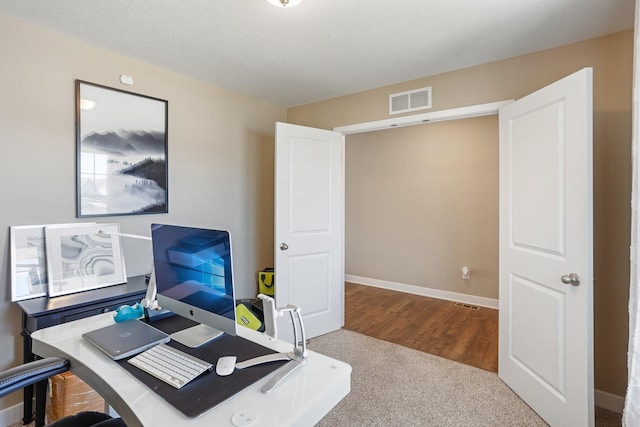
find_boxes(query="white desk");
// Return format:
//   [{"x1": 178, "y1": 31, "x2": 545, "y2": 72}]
[{"x1": 31, "y1": 313, "x2": 351, "y2": 427}]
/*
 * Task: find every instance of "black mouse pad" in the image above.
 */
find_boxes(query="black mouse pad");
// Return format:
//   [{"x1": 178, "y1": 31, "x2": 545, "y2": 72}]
[{"x1": 116, "y1": 315, "x2": 287, "y2": 418}]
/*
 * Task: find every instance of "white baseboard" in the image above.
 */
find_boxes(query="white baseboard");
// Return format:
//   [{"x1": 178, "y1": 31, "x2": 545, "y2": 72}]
[
  {"x1": 595, "y1": 389, "x2": 625, "y2": 414},
  {"x1": 345, "y1": 274, "x2": 499, "y2": 309},
  {"x1": 0, "y1": 401, "x2": 25, "y2": 427}
]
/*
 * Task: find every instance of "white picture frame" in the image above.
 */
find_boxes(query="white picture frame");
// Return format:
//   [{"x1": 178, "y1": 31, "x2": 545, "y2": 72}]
[
  {"x1": 10, "y1": 223, "x2": 96, "y2": 301},
  {"x1": 45, "y1": 223, "x2": 127, "y2": 297},
  {"x1": 10, "y1": 225, "x2": 49, "y2": 301}
]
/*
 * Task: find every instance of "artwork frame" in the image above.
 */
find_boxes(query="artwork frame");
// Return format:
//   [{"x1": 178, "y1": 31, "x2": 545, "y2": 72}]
[
  {"x1": 9, "y1": 223, "x2": 96, "y2": 301},
  {"x1": 76, "y1": 80, "x2": 168, "y2": 217},
  {"x1": 10, "y1": 225, "x2": 50, "y2": 301},
  {"x1": 45, "y1": 223, "x2": 127, "y2": 297}
]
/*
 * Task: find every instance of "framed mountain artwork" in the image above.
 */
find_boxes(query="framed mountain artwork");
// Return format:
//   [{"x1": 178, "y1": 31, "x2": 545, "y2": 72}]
[{"x1": 76, "y1": 80, "x2": 168, "y2": 217}]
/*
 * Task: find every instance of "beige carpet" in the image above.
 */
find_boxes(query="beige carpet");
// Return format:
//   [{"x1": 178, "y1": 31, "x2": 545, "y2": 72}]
[{"x1": 308, "y1": 329, "x2": 622, "y2": 427}]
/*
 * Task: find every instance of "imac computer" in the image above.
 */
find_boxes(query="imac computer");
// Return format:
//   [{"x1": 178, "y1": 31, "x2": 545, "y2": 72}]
[{"x1": 151, "y1": 223, "x2": 237, "y2": 347}]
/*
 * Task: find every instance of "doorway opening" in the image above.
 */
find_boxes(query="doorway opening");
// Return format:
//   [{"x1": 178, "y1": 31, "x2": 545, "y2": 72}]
[{"x1": 342, "y1": 115, "x2": 499, "y2": 371}]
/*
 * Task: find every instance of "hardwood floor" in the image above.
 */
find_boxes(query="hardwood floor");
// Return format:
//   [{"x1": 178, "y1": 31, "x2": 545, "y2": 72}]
[{"x1": 343, "y1": 282, "x2": 499, "y2": 372}]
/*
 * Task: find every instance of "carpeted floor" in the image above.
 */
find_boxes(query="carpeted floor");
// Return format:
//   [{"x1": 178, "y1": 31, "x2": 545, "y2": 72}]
[{"x1": 308, "y1": 329, "x2": 622, "y2": 427}]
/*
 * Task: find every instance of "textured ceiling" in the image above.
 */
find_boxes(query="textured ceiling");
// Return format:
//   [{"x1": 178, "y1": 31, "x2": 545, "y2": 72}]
[{"x1": 0, "y1": 0, "x2": 634, "y2": 107}]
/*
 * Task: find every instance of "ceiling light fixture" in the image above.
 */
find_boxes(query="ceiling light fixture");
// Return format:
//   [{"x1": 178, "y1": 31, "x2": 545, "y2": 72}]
[{"x1": 266, "y1": 0, "x2": 302, "y2": 7}]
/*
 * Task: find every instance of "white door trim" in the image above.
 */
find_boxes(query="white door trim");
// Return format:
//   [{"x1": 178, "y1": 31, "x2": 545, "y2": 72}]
[{"x1": 333, "y1": 100, "x2": 513, "y2": 134}]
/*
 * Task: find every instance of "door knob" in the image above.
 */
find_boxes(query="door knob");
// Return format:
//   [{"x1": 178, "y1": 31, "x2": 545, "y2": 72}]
[
  {"x1": 280, "y1": 243, "x2": 289, "y2": 251},
  {"x1": 560, "y1": 273, "x2": 581, "y2": 286}
]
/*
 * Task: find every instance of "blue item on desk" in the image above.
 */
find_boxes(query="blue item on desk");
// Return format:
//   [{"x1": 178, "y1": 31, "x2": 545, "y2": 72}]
[{"x1": 114, "y1": 303, "x2": 145, "y2": 322}]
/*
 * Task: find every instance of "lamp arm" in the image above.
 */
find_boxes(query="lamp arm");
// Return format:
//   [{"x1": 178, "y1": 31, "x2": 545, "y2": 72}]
[
  {"x1": 141, "y1": 269, "x2": 160, "y2": 310},
  {"x1": 97, "y1": 230, "x2": 159, "y2": 310},
  {"x1": 97, "y1": 230, "x2": 152, "y2": 241},
  {"x1": 291, "y1": 308, "x2": 307, "y2": 358}
]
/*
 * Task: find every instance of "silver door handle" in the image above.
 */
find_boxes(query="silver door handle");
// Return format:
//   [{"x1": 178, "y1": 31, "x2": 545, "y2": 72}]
[
  {"x1": 280, "y1": 243, "x2": 289, "y2": 251},
  {"x1": 561, "y1": 273, "x2": 581, "y2": 286}
]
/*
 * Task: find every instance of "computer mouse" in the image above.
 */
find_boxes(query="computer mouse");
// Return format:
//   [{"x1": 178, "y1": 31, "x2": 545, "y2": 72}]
[{"x1": 216, "y1": 356, "x2": 237, "y2": 376}]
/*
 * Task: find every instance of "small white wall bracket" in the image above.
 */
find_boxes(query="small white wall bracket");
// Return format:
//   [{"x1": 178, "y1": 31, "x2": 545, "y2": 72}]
[{"x1": 119, "y1": 74, "x2": 134, "y2": 85}]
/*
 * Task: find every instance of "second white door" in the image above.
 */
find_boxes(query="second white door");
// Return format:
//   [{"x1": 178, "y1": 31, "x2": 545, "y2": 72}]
[
  {"x1": 274, "y1": 122, "x2": 344, "y2": 341},
  {"x1": 498, "y1": 68, "x2": 594, "y2": 426}
]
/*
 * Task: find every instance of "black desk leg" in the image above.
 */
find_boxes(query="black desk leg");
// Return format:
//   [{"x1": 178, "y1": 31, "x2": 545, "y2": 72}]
[
  {"x1": 21, "y1": 329, "x2": 34, "y2": 425},
  {"x1": 35, "y1": 380, "x2": 47, "y2": 427}
]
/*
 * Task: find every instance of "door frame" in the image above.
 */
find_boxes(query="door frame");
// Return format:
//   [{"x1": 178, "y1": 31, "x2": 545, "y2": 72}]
[
  {"x1": 333, "y1": 100, "x2": 513, "y2": 135},
  {"x1": 322, "y1": 89, "x2": 595, "y2": 422}
]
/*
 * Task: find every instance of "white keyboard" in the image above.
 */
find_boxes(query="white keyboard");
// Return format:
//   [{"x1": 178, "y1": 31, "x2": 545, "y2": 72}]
[{"x1": 128, "y1": 343, "x2": 213, "y2": 389}]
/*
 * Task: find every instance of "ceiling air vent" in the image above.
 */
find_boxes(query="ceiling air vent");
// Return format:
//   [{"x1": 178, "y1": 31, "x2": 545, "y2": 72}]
[{"x1": 389, "y1": 86, "x2": 432, "y2": 115}]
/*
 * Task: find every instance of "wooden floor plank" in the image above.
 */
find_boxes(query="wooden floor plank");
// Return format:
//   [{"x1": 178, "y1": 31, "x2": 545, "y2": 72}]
[{"x1": 343, "y1": 282, "x2": 498, "y2": 372}]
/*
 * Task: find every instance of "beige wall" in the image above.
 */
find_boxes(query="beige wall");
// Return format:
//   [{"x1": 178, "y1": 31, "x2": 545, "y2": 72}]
[
  {"x1": 0, "y1": 14, "x2": 285, "y2": 411},
  {"x1": 288, "y1": 31, "x2": 633, "y2": 398},
  {"x1": 346, "y1": 117, "x2": 498, "y2": 298}
]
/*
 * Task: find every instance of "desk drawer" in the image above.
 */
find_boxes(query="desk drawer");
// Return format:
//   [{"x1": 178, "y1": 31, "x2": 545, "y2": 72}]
[{"x1": 62, "y1": 298, "x2": 141, "y2": 323}]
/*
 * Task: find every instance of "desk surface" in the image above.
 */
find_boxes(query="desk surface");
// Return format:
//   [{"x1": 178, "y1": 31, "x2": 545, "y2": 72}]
[{"x1": 32, "y1": 313, "x2": 351, "y2": 427}]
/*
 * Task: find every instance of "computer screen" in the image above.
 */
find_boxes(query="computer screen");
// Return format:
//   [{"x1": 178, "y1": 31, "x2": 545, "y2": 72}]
[{"x1": 151, "y1": 223, "x2": 237, "y2": 347}]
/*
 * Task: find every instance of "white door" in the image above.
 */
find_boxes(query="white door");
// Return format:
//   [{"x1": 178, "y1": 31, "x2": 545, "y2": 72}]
[
  {"x1": 498, "y1": 68, "x2": 593, "y2": 426},
  {"x1": 274, "y1": 122, "x2": 344, "y2": 341}
]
